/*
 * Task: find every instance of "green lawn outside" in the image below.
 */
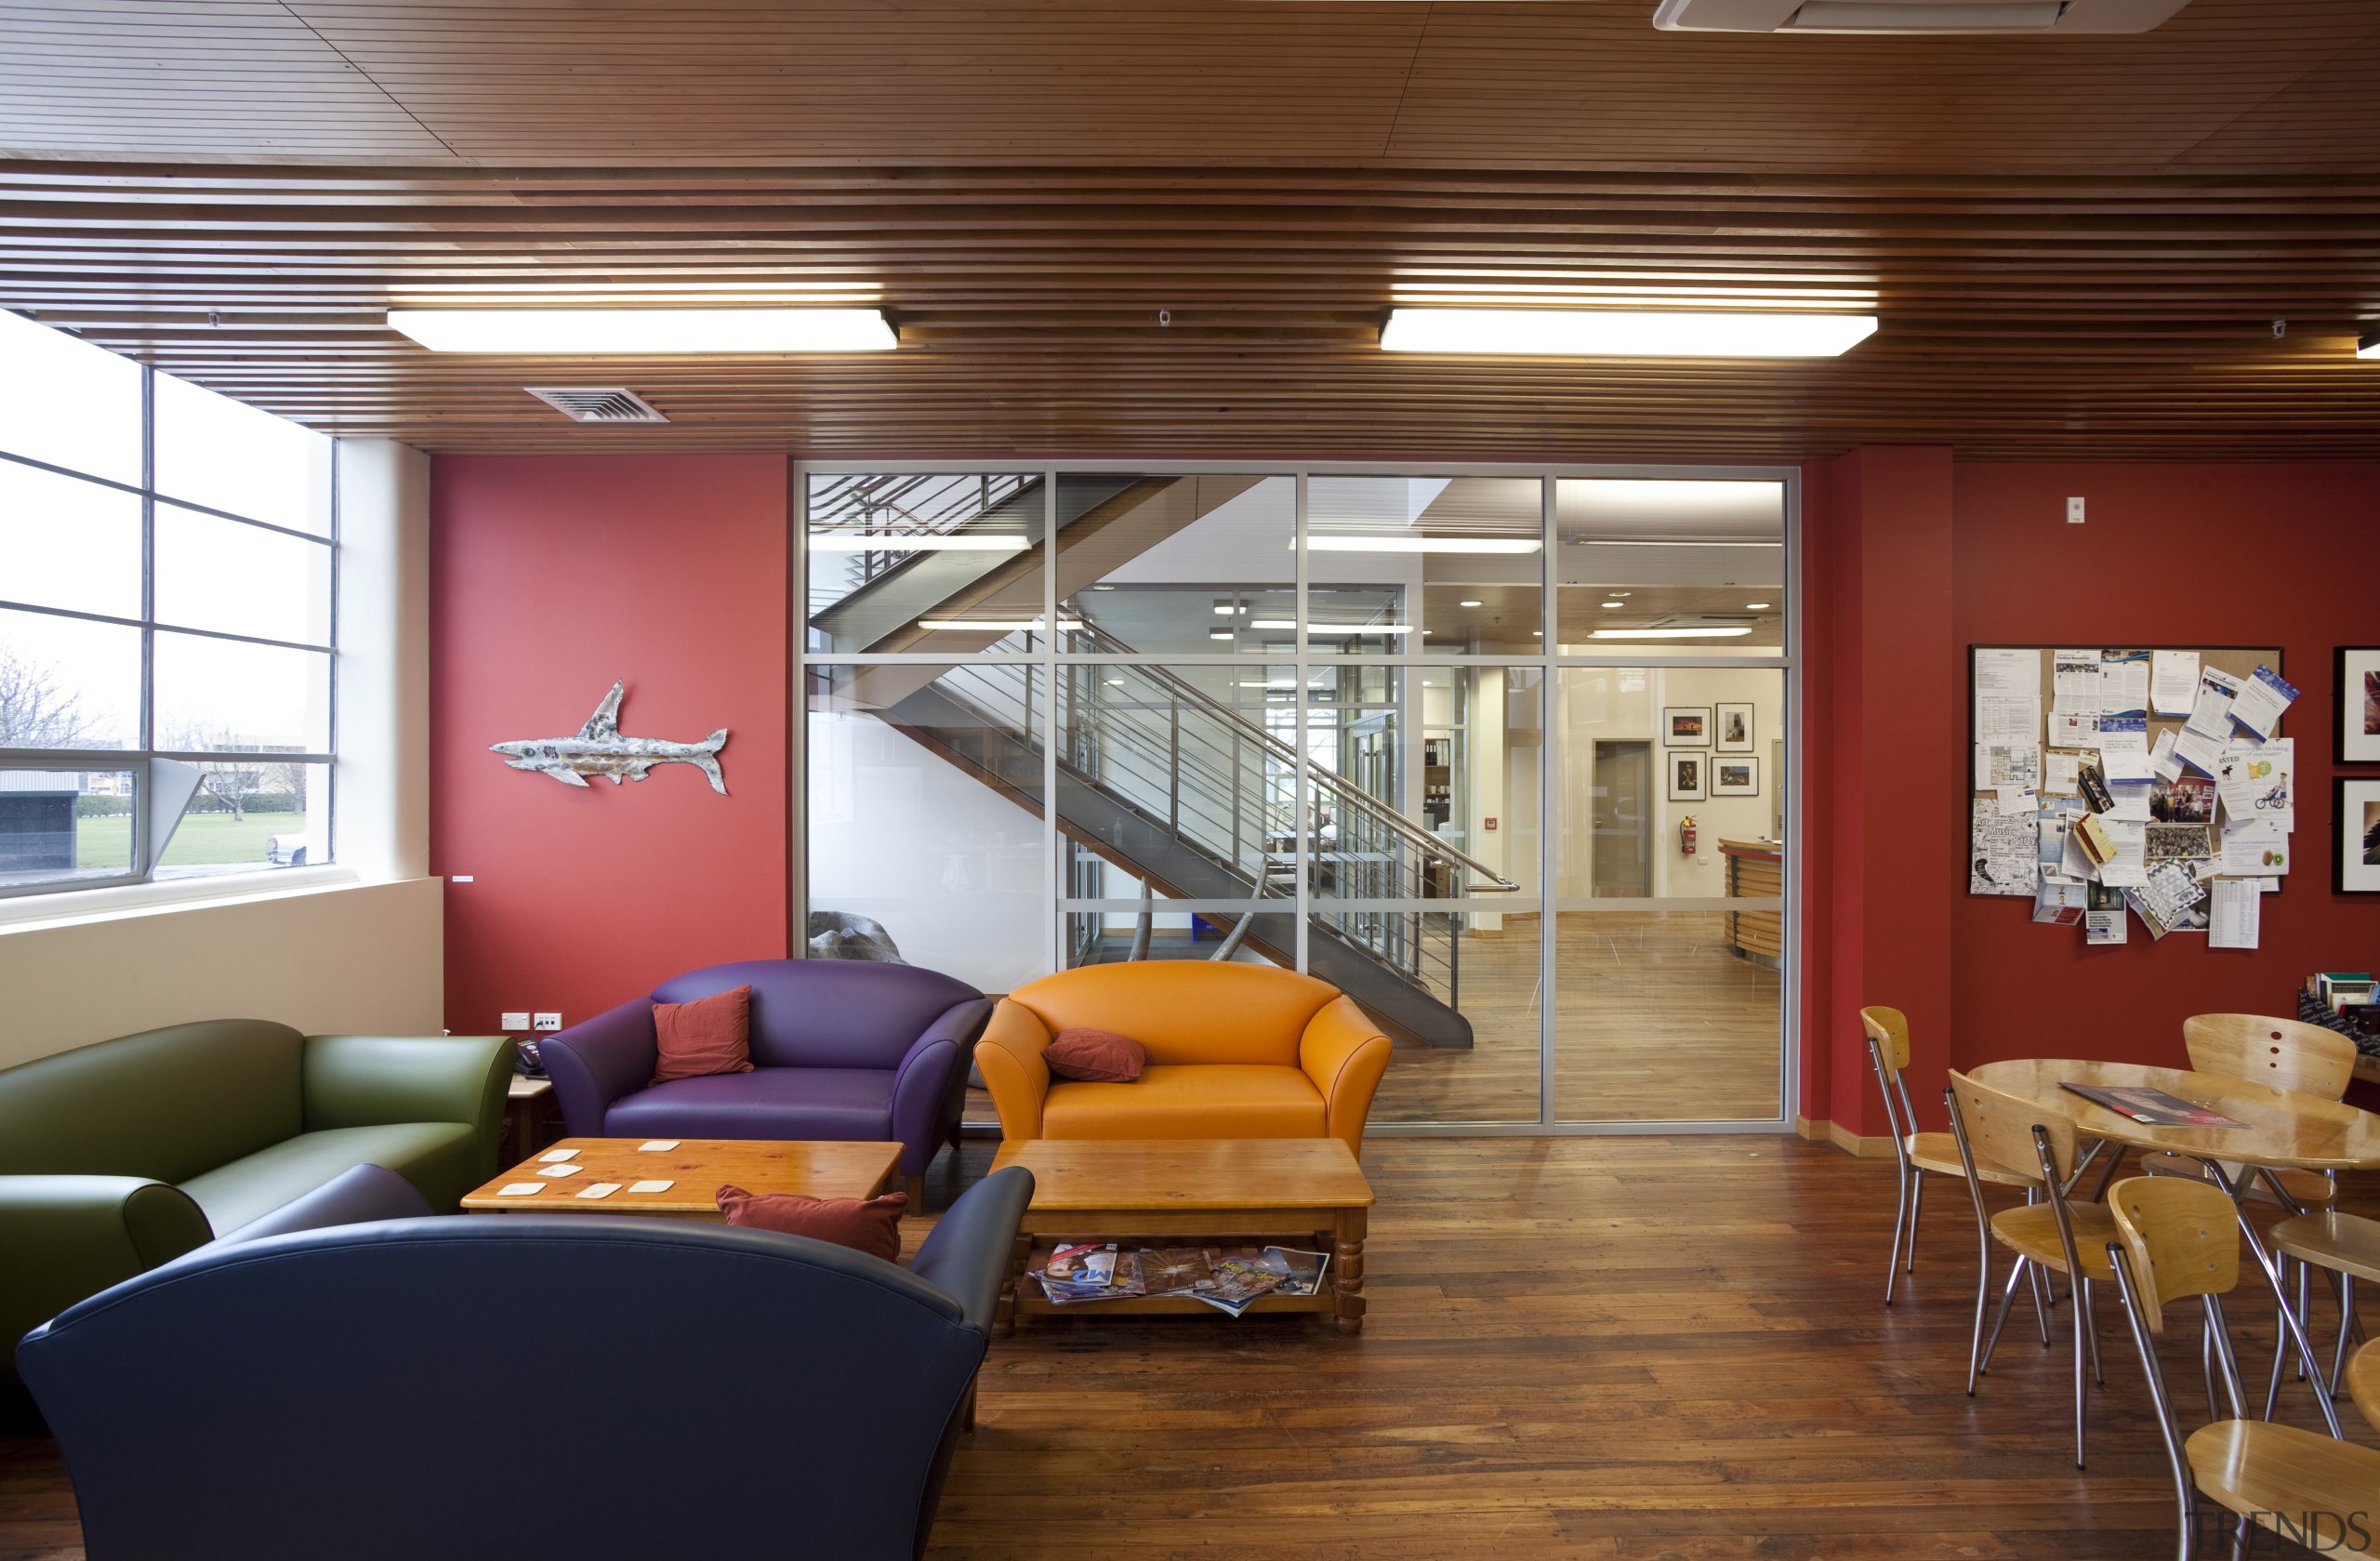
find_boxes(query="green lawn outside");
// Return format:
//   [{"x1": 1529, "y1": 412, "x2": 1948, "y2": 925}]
[{"x1": 76, "y1": 811, "x2": 308, "y2": 869}]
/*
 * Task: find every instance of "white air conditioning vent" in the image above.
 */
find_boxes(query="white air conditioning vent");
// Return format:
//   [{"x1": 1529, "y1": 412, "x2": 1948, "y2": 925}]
[
  {"x1": 524, "y1": 387, "x2": 668, "y2": 424},
  {"x1": 1654, "y1": 0, "x2": 2190, "y2": 32}
]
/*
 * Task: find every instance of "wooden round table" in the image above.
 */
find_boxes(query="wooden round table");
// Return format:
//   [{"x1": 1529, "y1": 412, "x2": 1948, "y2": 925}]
[
  {"x1": 1968, "y1": 1058, "x2": 2380, "y2": 1173},
  {"x1": 1969, "y1": 1057, "x2": 2380, "y2": 1438}
]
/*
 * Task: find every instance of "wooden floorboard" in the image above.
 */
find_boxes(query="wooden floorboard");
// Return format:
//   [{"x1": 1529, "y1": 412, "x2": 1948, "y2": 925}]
[{"x1": 3, "y1": 1136, "x2": 2371, "y2": 1558}]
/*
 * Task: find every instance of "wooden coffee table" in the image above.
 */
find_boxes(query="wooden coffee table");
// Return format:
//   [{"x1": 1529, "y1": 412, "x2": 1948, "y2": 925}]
[
  {"x1": 987, "y1": 1138, "x2": 1374, "y2": 1335},
  {"x1": 461, "y1": 1137, "x2": 900, "y2": 1219}
]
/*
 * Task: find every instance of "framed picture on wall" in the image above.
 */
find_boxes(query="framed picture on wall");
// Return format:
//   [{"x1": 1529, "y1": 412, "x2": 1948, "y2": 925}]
[
  {"x1": 1664, "y1": 707, "x2": 1711, "y2": 747},
  {"x1": 2339, "y1": 648, "x2": 2380, "y2": 764},
  {"x1": 1715, "y1": 702, "x2": 1754, "y2": 753},
  {"x1": 1668, "y1": 750, "x2": 1707, "y2": 801},
  {"x1": 1712, "y1": 757, "x2": 1759, "y2": 797},
  {"x1": 2337, "y1": 776, "x2": 2380, "y2": 893}
]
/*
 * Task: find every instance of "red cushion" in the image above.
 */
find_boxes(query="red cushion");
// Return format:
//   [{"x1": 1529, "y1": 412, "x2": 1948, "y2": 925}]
[
  {"x1": 651, "y1": 985, "x2": 755, "y2": 1084},
  {"x1": 1044, "y1": 1026, "x2": 1147, "y2": 1083},
  {"x1": 715, "y1": 1184, "x2": 906, "y2": 1263}
]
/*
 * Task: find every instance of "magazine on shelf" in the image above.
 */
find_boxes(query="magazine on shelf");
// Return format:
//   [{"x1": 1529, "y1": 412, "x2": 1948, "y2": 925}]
[
  {"x1": 1194, "y1": 1256, "x2": 1285, "y2": 1317},
  {"x1": 2058, "y1": 1082, "x2": 2247, "y2": 1129},
  {"x1": 1034, "y1": 1243, "x2": 1146, "y2": 1304},
  {"x1": 1246, "y1": 1246, "x2": 1330, "y2": 1297}
]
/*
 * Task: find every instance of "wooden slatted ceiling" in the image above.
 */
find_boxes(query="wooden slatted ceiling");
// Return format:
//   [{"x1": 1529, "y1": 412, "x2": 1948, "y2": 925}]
[
  {"x1": 3, "y1": 165, "x2": 2376, "y2": 459},
  {"x1": 3, "y1": 2, "x2": 2380, "y2": 174}
]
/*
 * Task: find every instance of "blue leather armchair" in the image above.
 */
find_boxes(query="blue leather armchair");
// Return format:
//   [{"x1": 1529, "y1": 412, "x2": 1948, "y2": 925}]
[{"x1": 18, "y1": 1166, "x2": 1036, "y2": 1561}]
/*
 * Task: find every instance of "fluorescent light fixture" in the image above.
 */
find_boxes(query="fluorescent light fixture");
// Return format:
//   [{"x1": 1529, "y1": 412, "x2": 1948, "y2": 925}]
[
  {"x1": 1382, "y1": 307, "x2": 1876, "y2": 358},
  {"x1": 2360, "y1": 329, "x2": 2380, "y2": 359},
  {"x1": 1250, "y1": 620, "x2": 1414, "y2": 634},
  {"x1": 386, "y1": 308, "x2": 896, "y2": 353},
  {"x1": 1589, "y1": 626, "x2": 1754, "y2": 640},
  {"x1": 1210, "y1": 629, "x2": 1234, "y2": 641},
  {"x1": 808, "y1": 533, "x2": 1025, "y2": 552},
  {"x1": 1104, "y1": 679, "x2": 1125, "y2": 686},
  {"x1": 1305, "y1": 536, "x2": 1541, "y2": 554},
  {"x1": 917, "y1": 618, "x2": 1082, "y2": 632},
  {"x1": 1459, "y1": 599, "x2": 1484, "y2": 607},
  {"x1": 1745, "y1": 602, "x2": 1773, "y2": 609},
  {"x1": 1601, "y1": 601, "x2": 1625, "y2": 609},
  {"x1": 1574, "y1": 538, "x2": 1784, "y2": 549}
]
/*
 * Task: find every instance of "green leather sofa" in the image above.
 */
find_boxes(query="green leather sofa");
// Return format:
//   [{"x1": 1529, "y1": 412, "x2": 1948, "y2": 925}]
[{"x1": 0, "y1": 1019, "x2": 510, "y2": 1380}]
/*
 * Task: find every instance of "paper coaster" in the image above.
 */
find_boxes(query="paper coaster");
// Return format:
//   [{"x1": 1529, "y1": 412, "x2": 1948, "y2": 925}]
[
  {"x1": 496, "y1": 1184, "x2": 544, "y2": 1197},
  {"x1": 575, "y1": 1183, "x2": 622, "y2": 1200},
  {"x1": 637, "y1": 1140, "x2": 681, "y2": 1152},
  {"x1": 627, "y1": 1179, "x2": 675, "y2": 1195},
  {"x1": 537, "y1": 1148, "x2": 579, "y2": 1163},
  {"x1": 537, "y1": 1163, "x2": 584, "y2": 1179}
]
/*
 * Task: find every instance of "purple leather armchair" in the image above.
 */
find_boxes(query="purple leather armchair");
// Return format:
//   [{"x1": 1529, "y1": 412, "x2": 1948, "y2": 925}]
[{"x1": 541, "y1": 959, "x2": 991, "y2": 1206}]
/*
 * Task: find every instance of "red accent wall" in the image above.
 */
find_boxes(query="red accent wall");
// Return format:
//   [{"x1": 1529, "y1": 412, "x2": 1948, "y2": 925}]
[
  {"x1": 1949, "y1": 461, "x2": 2380, "y2": 1105},
  {"x1": 430, "y1": 455, "x2": 791, "y2": 1035}
]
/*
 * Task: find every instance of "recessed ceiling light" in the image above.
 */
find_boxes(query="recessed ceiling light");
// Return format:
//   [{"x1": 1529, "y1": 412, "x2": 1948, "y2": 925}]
[
  {"x1": 1745, "y1": 602, "x2": 1773, "y2": 609},
  {"x1": 1532, "y1": 630, "x2": 1543, "y2": 637},
  {"x1": 1382, "y1": 307, "x2": 1877, "y2": 358},
  {"x1": 1460, "y1": 599, "x2": 1484, "y2": 608},
  {"x1": 1589, "y1": 627, "x2": 1754, "y2": 639},
  {"x1": 1609, "y1": 590, "x2": 1633, "y2": 597},
  {"x1": 1089, "y1": 584, "x2": 1116, "y2": 590},
  {"x1": 809, "y1": 534, "x2": 1025, "y2": 552},
  {"x1": 1306, "y1": 536, "x2": 1541, "y2": 554},
  {"x1": 1210, "y1": 629, "x2": 1233, "y2": 641},
  {"x1": 387, "y1": 308, "x2": 896, "y2": 353},
  {"x1": 1601, "y1": 601, "x2": 1625, "y2": 609}
]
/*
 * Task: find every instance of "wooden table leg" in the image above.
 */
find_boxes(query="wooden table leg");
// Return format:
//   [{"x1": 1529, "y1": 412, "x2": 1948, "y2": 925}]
[
  {"x1": 994, "y1": 1232, "x2": 1030, "y2": 1338},
  {"x1": 1332, "y1": 1207, "x2": 1367, "y2": 1336}
]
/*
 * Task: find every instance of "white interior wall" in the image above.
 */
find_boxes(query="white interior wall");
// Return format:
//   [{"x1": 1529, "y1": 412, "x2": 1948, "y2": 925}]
[{"x1": 1652, "y1": 667, "x2": 1784, "y2": 898}]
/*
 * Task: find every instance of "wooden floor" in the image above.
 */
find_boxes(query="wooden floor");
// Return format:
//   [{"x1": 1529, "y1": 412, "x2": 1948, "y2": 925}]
[{"x1": 5, "y1": 1136, "x2": 2371, "y2": 1560}]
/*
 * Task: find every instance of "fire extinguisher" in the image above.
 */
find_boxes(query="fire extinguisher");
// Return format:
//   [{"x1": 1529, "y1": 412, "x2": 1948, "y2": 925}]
[{"x1": 1679, "y1": 814, "x2": 1699, "y2": 855}]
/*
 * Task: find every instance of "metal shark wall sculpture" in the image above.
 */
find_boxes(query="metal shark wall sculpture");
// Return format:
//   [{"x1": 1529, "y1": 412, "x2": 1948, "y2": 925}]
[{"x1": 491, "y1": 681, "x2": 728, "y2": 794}]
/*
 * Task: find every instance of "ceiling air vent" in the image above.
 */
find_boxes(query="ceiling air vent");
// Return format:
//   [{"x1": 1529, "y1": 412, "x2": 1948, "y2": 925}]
[
  {"x1": 524, "y1": 387, "x2": 668, "y2": 424},
  {"x1": 1653, "y1": 0, "x2": 2190, "y2": 32}
]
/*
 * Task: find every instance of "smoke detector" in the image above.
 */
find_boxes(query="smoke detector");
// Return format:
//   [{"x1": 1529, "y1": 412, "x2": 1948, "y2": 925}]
[
  {"x1": 1654, "y1": 0, "x2": 2190, "y2": 32},
  {"x1": 524, "y1": 387, "x2": 668, "y2": 423}
]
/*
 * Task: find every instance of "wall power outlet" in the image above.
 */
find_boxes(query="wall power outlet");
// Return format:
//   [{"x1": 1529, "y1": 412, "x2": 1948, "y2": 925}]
[
  {"x1": 500, "y1": 1012, "x2": 530, "y2": 1031},
  {"x1": 533, "y1": 1012, "x2": 562, "y2": 1032}
]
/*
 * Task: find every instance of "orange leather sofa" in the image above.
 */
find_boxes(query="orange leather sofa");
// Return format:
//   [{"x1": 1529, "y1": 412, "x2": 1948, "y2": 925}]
[{"x1": 975, "y1": 963, "x2": 1393, "y2": 1153}]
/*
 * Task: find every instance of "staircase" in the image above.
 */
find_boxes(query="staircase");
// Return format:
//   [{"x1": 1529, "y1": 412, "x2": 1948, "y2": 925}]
[{"x1": 817, "y1": 631, "x2": 1516, "y2": 1050}]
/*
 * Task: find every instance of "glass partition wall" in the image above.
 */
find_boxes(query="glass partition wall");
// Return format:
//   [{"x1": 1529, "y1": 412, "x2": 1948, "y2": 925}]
[{"x1": 800, "y1": 467, "x2": 1792, "y2": 1132}]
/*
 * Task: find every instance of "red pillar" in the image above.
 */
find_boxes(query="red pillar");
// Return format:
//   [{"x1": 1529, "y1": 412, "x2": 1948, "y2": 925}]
[{"x1": 1805, "y1": 446, "x2": 1959, "y2": 1142}]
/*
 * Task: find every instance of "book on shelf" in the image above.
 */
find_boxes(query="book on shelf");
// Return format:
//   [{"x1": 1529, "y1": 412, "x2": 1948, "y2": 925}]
[{"x1": 2059, "y1": 1082, "x2": 2247, "y2": 1130}]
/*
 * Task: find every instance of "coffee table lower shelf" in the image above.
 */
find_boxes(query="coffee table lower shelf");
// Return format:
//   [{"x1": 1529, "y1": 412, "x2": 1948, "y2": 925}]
[{"x1": 1008, "y1": 1240, "x2": 1342, "y2": 1322}]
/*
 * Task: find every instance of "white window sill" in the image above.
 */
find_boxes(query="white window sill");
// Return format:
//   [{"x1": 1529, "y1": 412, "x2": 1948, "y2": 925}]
[{"x1": 0, "y1": 865, "x2": 372, "y2": 933}]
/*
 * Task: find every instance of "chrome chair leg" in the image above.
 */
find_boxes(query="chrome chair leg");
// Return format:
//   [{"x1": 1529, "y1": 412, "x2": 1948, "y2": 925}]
[
  {"x1": 1905, "y1": 1170, "x2": 1924, "y2": 1277},
  {"x1": 2202, "y1": 1315, "x2": 2221, "y2": 1425},
  {"x1": 1885, "y1": 1161, "x2": 1911, "y2": 1305},
  {"x1": 2329, "y1": 1273, "x2": 2357, "y2": 1398},
  {"x1": 2072, "y1": 1269, "x2": 2091, "y2": 1468},
  {"x1": 1979, "y1": 1255, "x2": 2028, "y2": 1379},
  {"x1": 2080, "y1": 1277, "x2": 2104, "y2": 1386},
  {"x1": 2029, "y1": 1256, "x2": 2054, "y2": 1344}
]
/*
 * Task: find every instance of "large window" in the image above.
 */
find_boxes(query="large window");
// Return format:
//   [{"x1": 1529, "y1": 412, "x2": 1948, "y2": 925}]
[
  {"x1": 800, "y1": 465, "x2": 1793, "y2": 1133},
  {"x1": 0, "y1": 310, "x2": 336, "y2": 896}
]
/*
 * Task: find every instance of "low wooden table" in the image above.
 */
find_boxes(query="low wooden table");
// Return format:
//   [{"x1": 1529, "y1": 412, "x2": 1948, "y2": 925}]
[
  {"x1": 461, "y1": 1137, "x2": 901, "y2": 1219},
  {"x1": 988, "y1": 1138, "x2": 1374, "y2": 1335}
]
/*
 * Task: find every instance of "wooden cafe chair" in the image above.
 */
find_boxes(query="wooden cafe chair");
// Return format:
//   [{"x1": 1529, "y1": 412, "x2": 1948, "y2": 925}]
[
  {"x1": 2105, "y1": 1175, "x2": 2379, "y2": 1561},
  {"x1": 1945, "y1": 1068, "x2": 2118, "y2": 1467},
  {"x1": 1861, "y1": 1006, "x2": 2031, "y2": 1305}
]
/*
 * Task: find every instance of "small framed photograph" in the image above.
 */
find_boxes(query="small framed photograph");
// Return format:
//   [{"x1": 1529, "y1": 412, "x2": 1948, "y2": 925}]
[
  {"x1": 2339, "y1": 647, "x2": 2380, "y2": 764},
  {"x1": 1712, "y1": 756, "x2": 1759, "y2": 797},
  {"x1": 2337, "y1": 775, "x2": 2380, "y2": 893},
  {"x1": 1668, "y1": 750, "x2": 1707, "y2": 800},
  {"x1": 1664, "y1": 707, "x2": 1711, "y2": 747},
  {"x1": 1715, "y1": 702, "x2": 1754, "y2": 753}
]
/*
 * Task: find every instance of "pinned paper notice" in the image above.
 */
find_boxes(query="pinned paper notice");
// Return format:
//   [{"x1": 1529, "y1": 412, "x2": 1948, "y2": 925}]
[
  {"x1": 628, "y1": 1180, "x2": 675, "y2": 1195},
  {"x1": 2043, "y1": 751, "x2": 2083, "y2": 796},
  {"x1": 2228, "y1": 665, "x2": 2297, "y2": 742},
  {"x1": 2149, "y1": 650, "x2": 2200, "y2": 716},
  {"x1": 538, "y1": 1149, "x2": 579, "y2": 1163},
  {"x1": 637, "y1": 1140, "x2": 681, "y2": 1152},
  {"x1": 2209, "y1": 879, "x2": 2260, "y2": 949},
  {"x1": 496, "y1": 1184, "x2": 544, "y2": 1197}
]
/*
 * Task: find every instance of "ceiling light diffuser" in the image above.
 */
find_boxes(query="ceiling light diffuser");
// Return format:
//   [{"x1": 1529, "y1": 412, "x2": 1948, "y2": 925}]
[
  {"x1": 1459, "y1": 599, "x2": 1484, "y2": 607},
  {"x1": 918, "y1": 618, "x2": 1081, "y2": 632},
  {"x1": 1589, "y1": 627, "x2": 1754, "y2": 640},
  {"x1": 1382, "y1": 308, "x2": 1875, "y2": 358},
  {"x1": 808, "y1": 533, "x2": 1025, "y2": 552},
  {"x1": 1745, "y1": 602, "x2": 1773, "y2": 609},
  {"x1": 1305, "y1": 536, "x2": 1541, "y2": 554},
  {"x1": 386, "y1": 308, "x2": 896, "y2": 353}
]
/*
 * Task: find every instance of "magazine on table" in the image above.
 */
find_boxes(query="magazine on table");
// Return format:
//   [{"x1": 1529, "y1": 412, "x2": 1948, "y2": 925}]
[{"x1": 2058, "y1": 1082, "x2": 2247, "y2": 1129}]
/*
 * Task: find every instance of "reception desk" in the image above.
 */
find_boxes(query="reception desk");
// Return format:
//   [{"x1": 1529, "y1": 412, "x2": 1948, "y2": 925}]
[{"x1": 1719, "y1": 838, "x2": 1782, "y2": 967}]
